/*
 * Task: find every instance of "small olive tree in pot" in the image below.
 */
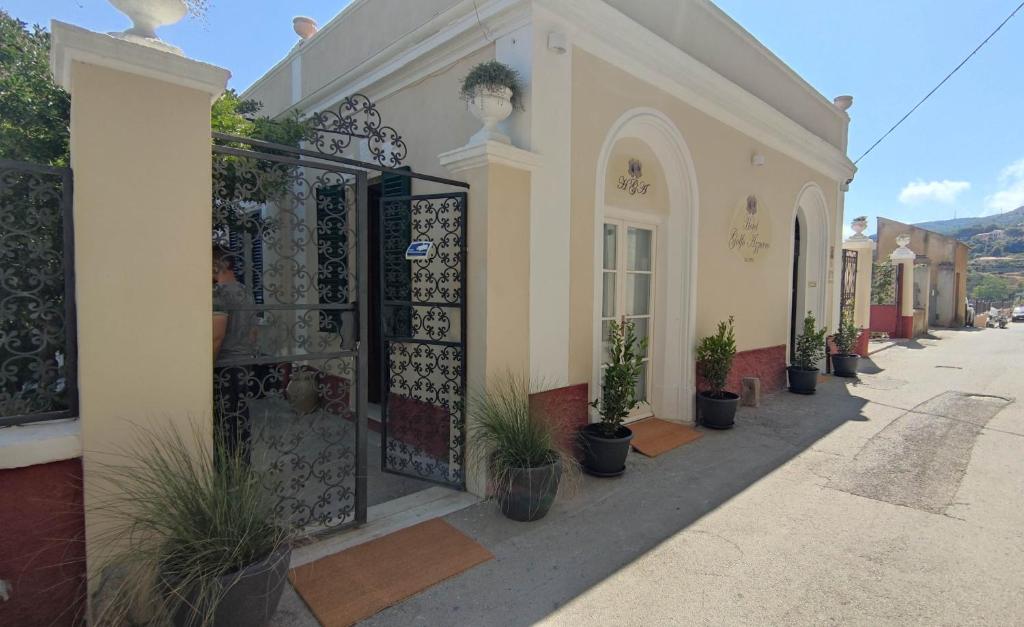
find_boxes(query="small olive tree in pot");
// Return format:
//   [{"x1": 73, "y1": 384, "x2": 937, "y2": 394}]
[
  {"x1": 470, "y1": 374, "x2": 578, "y2": 522},
  {"x1": 696, "y1": 316, "x2": 739, "y2": 429},
  {"x1": 583, "y1": 319, "x2": 648, "y2": 476},
  {"x1": 788, "y1": 311, "x2": 826, "y2": 394},
  {"x1": 831, "y1": 313, "x2": 861, "y2": 377}
]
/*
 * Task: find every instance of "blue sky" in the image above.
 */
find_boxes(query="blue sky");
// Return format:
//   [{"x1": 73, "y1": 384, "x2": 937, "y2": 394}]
[{"x1": 7, "y1": 1, "x2": 1024, "y2": 233}]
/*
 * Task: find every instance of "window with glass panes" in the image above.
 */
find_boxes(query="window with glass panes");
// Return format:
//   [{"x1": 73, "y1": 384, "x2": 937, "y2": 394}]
[{"x1": 601, "y1": 220, "x2": 655, "y2": 416}]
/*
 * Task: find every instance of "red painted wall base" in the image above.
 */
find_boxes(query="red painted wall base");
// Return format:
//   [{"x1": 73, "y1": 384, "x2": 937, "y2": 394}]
[
  {"x1": 0, "y1": 458, "x2": 86, "y2": 627},
  {"x1": 698, "y1": 344, "x2": 787, "y2": 396}
]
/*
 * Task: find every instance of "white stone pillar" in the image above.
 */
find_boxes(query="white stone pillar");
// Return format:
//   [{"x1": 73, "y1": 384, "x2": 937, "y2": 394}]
[
  {"x1": 890, "y1": 234, "x2": 917, "y2": 338},
  {"x1": 439, "y1": 140, "x2": 541, "y2": 496},
  {"x1": 50, "y1": 21, "x2": 229, "y2": 598}
]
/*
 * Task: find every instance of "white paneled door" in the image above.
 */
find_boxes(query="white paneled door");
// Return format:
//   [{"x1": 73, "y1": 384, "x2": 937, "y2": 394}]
[{"x1": 601, "y1": 219, "x2": 656, "y2": 420}]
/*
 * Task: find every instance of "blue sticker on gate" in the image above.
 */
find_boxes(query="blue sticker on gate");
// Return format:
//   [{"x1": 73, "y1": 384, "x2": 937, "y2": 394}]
[{"x1": 405, "y1": 241, "x2": 434, "y2": 260}]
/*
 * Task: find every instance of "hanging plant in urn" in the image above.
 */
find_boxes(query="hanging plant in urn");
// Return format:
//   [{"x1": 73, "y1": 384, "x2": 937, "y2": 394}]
[
  {"x1": 460, "y1": 60, "x2": 524, "y2": 145},
  {"x1": 108, "y1": 0, "x2": 208, "y2": 54}
]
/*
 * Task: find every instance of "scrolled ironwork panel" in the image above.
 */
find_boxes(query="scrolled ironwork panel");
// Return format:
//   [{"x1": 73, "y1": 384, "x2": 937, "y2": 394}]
[
  {"x1": 212, "y1": 146, "x2": 363, "y2": 534},
  {"x1": 0, "y1": 160, "x2": 76, "y2": 426},
  {"x1": 841, "y1": 249, "x2": 859, "y2": 319},
  {"x1": 380, "y1": 193, "x2": 467, "y2": 489}
]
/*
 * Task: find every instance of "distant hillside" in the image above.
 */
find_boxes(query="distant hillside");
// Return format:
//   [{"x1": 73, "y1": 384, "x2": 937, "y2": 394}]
[
  {"x1": 914, "y1": 205, "x2": 1024, "y2": 237},
  {"x1": 913, "y1": 206, "x2": 1024, "y2": 302}
]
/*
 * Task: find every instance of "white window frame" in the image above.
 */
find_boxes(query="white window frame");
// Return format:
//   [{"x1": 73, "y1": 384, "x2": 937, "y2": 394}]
[{"x1": 599, "y1": 212, "x2": 660, "y2": 422}]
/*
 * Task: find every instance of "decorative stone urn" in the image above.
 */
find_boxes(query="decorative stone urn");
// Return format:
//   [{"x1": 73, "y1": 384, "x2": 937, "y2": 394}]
[
  {"x1": 849, "y1": 217, "x2": 869, "y2": 240},
  {"x1": 286, "y1": 369, "x2": 320, "y2": 415},
  {"x1": 108, "y1": 0, "x2": 188, "y2": 54},
  {"x1": 467, "y1": 86, "x2": 513, "y2": 145}
]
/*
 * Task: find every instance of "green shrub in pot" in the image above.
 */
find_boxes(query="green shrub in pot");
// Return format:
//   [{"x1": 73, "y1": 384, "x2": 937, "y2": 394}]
[
  {"x1": 469, "y1": 374, "x2": 578, "y2": 521},
  {"x1": 695, "y1": 316, "x2": 739, "y2": 429},
  {"x1": 582, "y1": 319, "x2": 648, "y2": 476},
  {"x1": 831, "y1": 312, "x2": 861, "y2": 378},
  {"x1": 788, "y1": 311, "x2": 826, "y2": 394}
]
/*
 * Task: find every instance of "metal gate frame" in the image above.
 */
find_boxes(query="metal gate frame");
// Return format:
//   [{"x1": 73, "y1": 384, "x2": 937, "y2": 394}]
[
  {"x1": 211, "y1": 94, "x2": 469, "y2": 533},
  {"x1": 379, "y1": 192, "x2": 468, "y2": 490},
  {"x1": 840, "y1": 249, "x2": 858, "y2": 321}
]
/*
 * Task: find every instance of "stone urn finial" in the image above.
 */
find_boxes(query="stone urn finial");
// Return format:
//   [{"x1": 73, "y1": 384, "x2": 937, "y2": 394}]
[
  {"x1": 850, "y1": 216, "x2": 868, "y2": 238},
  {"x1": 108, "y1": 0, "x2": 188, "y2": 55},
  {"x1": 891, "y1": 233, "x2": 916, "y2": 262}
]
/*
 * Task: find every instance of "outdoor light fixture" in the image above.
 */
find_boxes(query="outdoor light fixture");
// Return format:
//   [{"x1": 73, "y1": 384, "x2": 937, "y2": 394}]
[
  {"x1": 548, "y1": 31, "x2": 568, "y2": 54},
  {"x1": 751, "y1": 152, "x2": 765, "y2": 167}
]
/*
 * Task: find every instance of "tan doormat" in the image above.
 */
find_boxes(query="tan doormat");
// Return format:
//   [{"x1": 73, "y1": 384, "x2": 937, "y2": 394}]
[
  {"x1": 289, "y1": 518, "x2": 493, "y2": 627},
  {"x1": 630, "y1": 418, "x2": 703, "y2": 457}
]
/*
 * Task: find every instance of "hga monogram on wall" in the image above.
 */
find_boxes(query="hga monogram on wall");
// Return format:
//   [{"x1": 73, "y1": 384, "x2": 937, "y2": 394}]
[{"x1": 617, "y1": 158, "x2": 651, "y2": 196}]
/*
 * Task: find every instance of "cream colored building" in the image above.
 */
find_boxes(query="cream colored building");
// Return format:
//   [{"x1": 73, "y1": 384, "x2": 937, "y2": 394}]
[{"x1": 245, "y1": 0, "x2": 856, "y2": 425}]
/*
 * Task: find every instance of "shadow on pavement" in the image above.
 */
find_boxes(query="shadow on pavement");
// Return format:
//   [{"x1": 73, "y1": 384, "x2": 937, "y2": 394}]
[{"x1": 360, "y1": 377, "x2": 869, "y2": 626}]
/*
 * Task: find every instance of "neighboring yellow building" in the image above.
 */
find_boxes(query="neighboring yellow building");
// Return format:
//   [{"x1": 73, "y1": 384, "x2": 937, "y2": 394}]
[
  {"x1": 876, "y1": 217, "x2": 970, "y2": 328},
  {"x1": 245, "y1": 0, "x2": 856, "y2": 423}
]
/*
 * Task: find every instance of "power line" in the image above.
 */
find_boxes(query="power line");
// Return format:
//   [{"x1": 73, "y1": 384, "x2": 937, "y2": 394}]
[{"x1": 854, "y1": 0, "x2": 1024, "y2": 165}]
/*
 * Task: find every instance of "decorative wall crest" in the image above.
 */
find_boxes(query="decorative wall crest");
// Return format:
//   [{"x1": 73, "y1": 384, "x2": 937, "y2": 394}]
[{"x1": 617, "y1": 158, "x2": 651, "y2": 196}]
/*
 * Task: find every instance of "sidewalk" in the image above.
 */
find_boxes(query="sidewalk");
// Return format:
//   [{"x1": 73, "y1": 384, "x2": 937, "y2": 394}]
[{"x1": 276, "y1": 326, "x2": 1024, "y2": 626}]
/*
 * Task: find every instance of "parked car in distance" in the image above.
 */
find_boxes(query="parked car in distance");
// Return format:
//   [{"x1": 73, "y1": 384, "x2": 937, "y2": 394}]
[{"x1": 1012, "y1": 306, "x2": 1024, "y2": 322}]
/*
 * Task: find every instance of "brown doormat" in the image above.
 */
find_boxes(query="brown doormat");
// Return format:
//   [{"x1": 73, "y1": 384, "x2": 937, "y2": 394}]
[
  {"x1": 289, "y1": 518, "x2": 493, "y2": 626},
  {"x1": 630, "y1": 418, "x2": 703, "y2": 457}
]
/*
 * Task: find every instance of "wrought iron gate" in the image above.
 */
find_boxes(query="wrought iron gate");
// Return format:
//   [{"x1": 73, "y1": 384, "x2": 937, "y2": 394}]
[
  {"x1": 840, "y1": 249, "x2": 858, "y2": 320},
  {"x1": 212, "y1": 137, "x2": 368, "y2": 533},
  {"x1": 211, "y1": 93, "x2": 469, "y2": 535},
  {"x1": 380, "y1": 193, "x2": 467, "y2": 488}
]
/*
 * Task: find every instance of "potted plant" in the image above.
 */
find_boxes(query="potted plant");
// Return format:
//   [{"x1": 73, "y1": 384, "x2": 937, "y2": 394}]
[
  {"x1": 583, "y1": 319, "x2": 648, "y2": 477},
  {"x1": 470, "y1": 375, "x2": 577, "y2": 522},
  {"x1": 832, "y1": 313, "x2": 861, "y2": 377},
  {"x1": 92, "y1": 425, "x2": 292, "y2": 626},
  {"x1": 788, "y1": 311, "x2": 826, "y2": 394},
  {"x1": 460, "y1": 60, "x2": 523, "y2": 144},
  {"x1": 696, "y1": 316, "x2": 739, "y2": 429}
]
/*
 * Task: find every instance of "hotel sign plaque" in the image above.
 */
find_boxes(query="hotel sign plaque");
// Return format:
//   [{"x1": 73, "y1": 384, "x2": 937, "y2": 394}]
[{"x1": 728, "y1": 194, "x2": 772, "y2": 262}]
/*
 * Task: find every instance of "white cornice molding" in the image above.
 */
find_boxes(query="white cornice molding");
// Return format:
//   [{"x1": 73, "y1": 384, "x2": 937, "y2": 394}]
[
  {"x1": 694, "y1": 0, "x2": 849, "y2": 123},
  {"x1": 242, "y1": 0, "x2": 854, "y2": 181},
  {"x1": 539, "y1": 0, "x2": 856, "y2": 182},
  {"x1": 439, "y1": 140, "x2": 543, "y2": 173},
  {"x1": 243, "y1": 0, "x2": 530, "y2": 115},
  {"x1": 50, "y1": 21, "x2": 230, "y2": 103}
]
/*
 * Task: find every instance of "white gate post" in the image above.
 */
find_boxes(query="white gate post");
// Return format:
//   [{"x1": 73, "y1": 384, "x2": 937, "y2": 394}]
[
  {"x1": 50, "y1": 21, "x2": 229, "y2": 603},
  {"x1": 842, "y1": 219, "x2": 875, "y2": 330}
]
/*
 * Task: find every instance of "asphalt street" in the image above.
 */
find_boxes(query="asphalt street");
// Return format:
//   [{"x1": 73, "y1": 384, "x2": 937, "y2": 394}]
[{"x1": 277, "y1": 323, "x2": 1024, "y2": 626}]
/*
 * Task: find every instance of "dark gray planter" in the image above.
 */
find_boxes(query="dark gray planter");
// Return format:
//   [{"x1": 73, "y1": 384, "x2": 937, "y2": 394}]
[
  {"x1": 168, "y1": 544, "x2": 291, "y2": 627},
  {"x1": 831, "y1": 353, "x2": 860, "y2": 378},
  {"x1": 697, "y1": 391, "x2": 740, "y2": 429},
  {"x1": 579, "y1": 423, "x2": 634, "y2": 477},
  {"x1": 787, "y1": 366, "x2": 819, "y2": 394},
  {"x1": 497, "y1": 459, "x2": 562, "y2": 522}
]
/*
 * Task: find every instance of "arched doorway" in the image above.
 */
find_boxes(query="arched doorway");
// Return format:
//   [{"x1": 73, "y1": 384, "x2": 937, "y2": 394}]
[
  {"x1": 789, "y1": 183, "x2": 830, "y2": 366},
  {"x1": 592, "y1": 109, "x2": 699, "y2": 423}
]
